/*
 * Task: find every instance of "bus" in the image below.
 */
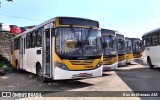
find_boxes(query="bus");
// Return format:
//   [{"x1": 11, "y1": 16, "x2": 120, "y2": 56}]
[
  {"x1": 101, "y1": 29, "x2": 118, "y2": 70},
  {"x1": 125, "y1": 37, "x2": 133, "y2": 64},
  {"x1": 116, "y1": 33, "x2": 126, "y2": 66},
  {"x1": 10, "y1": 17, "x2": 103, "y2": 82},
  {"x1": 142, "y1": 28, "x2": 160, "y2": 69},
  {"x1": 131, "y1": 38, "x2": 142, "y2": 60}
]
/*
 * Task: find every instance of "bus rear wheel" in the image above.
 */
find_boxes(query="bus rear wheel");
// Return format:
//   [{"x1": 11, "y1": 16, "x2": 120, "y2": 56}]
[
  {"x1": 36, "y1": 64, "x2": 47, "y2": 83},
  {"x1": 148, "y1": 57, "x2": 154, "y2": 69}
]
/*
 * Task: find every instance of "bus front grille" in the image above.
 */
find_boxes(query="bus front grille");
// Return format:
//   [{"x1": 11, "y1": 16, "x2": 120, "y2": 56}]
[{"x1": 70, "y1": 60, "x2": 94, "y2": 65}]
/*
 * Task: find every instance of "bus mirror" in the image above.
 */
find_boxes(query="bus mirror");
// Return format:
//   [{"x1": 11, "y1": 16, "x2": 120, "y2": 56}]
[{"x1": 66, "y1": 40, "x2": 77, "y2": 49}]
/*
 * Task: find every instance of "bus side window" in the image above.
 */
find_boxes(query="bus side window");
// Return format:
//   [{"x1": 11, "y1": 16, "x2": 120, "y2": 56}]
[
  {"x1": 37, "y1": 28, "x2": 42, "y2": 47},
  {"x1": 32, "y1": 30, "x2": 37, "y2": 48},
  {"x1": 24, "y1": 38, "x2": 26, "y2": 54},
  {"x1": 152, "y1": 32, "x2": 159, "y2": 46},
  {"x1": 26, "y1": 33, "x2": 31, "y2": 48},
  {"x1": 146, "y1": 34, "x2": 152, "y2": 47},
  {"x1": 17, "y1": 38, "x2": 20, "y2": 50},
  {"x1": 159, "y1": 31, "x2": 160, "y2": 45},
  {"x1": 14, "y1": 39, "x2": 17, "y2": 50}
]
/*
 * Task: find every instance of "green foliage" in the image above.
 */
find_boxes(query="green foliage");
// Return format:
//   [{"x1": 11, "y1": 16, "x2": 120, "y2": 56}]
[{"x1": 0, "y1": 60, "x2": 15, "y2": 73}]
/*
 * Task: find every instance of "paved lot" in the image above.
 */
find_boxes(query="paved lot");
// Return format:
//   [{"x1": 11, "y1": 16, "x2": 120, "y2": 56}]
[{"x1": 0, "y1": 60, "x2": 160, "y2": 100}]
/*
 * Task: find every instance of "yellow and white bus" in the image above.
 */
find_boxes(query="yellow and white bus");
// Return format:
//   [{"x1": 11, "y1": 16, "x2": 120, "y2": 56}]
[
  {"x1": 116, "y1": 33, "x2": 126, "y2": 66},
  {"x1": 142, "y1": 28, "x2": 160, "y2": 69},
  {"x1": 125, "y1": 37, "x2": 133, "y2": 64},
  {"x1": 131, "y1": 38, "x2": 142, "y2": 60},
  {"x1": 10, "y1": 17, "x2": 103, "y2": 82},
  {"x1": 101, "y1": 29, "x2": 118, "y2": 70}
]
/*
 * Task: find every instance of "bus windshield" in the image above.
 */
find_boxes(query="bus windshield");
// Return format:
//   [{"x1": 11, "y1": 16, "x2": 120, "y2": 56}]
[
  {"x1": 117, "y1": 39, "x2": 125, "y2": 50},
  {"x1": 102, "y1": 35, "x2": 115, "y2": 49},
  {"x1": 56, "y1": 27, "x2": 102, "y2": 58},
  {"x1": 125, "y1": 40, "x2": 132, "y2": 50},
  {"x1": 133, "y1": 41, "x2": 141, "y2": 52}
]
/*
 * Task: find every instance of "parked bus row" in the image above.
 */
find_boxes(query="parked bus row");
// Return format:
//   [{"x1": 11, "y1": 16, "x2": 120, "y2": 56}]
[
  {"x1": 9, "y1": 16, "x2": 142, "y2": 82},
  {"x1": 101, "y1": 29, "x2": 142, "y2": 71}
]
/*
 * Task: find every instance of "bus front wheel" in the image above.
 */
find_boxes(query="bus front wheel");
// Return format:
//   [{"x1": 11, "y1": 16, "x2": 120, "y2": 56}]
[
  {"x1": 36, "y1": 64, "x2": 47, "y2": 83},
  {"x1": 147, "y1": 57, "x2": 154, "y2": 69}
]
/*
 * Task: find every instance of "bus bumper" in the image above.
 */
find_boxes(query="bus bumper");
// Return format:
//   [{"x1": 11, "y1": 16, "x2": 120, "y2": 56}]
[
  {"x1": 126, "y1": 59, "x2": 133, "y2": 64},
  {"x1": 53, "y1": 65, "x2": 103, "y2": 80},
  {"x1": 103, "y1": 62, "x2": 118, "y2": 71},
  {"x1": 118, "y1": 60, "x2": 126, "y2": 66},
  {"x1": 133, "y1": 57, "x2": 142, "y2": 61}
]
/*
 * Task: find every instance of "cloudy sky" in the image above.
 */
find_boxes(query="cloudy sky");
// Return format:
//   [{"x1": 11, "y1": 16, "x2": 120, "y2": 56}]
[{"x1": 0, "y1": 0, "x2": 160, "y2": 38}]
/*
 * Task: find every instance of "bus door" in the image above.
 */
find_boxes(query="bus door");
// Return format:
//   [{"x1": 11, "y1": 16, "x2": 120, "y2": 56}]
[
  {"x1": 19, "y1": 37, "x2": 25, "y2": 69},
  {"x1": 42, "y1": 24, "x2": 53, "y2": 78}
]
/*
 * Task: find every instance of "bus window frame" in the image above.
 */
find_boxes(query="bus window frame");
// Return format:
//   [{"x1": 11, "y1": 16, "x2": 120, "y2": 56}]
[
  {"x1": 146, "y1": 34, "x2": 152, "y2": 47},
  {"x1": 152, "y1": 32, "x2": 159, "y2": 46}
]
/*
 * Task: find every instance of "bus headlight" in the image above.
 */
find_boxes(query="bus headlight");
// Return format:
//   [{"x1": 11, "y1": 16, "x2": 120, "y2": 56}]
[
  {"x1": 96, "y1": 62, "x2": 103, "y2": 68},
  {"x1": 55, "y1": 61, "x2": 69, "y2": 70}
]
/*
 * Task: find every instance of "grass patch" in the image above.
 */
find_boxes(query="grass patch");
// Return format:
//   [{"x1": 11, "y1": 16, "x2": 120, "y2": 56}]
[{"x1": 0, "y1": 60, "x2": 15, "y2": 73}]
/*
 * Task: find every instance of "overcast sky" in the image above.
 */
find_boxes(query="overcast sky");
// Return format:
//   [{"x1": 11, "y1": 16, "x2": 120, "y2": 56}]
[{"x1": 0, "y1": 0, "x2": 160, "y2": 38}]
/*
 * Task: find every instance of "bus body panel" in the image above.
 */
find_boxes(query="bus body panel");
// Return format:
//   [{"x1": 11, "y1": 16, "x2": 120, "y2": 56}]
[
  {"x1": 25, "y1": 47, "x2": 42, "y2": 73},
  {"x1": 145, "y1": 46, "x2": 160, "y2": 66},
  {"x1": 126, "y1": 53, "x2": 133, "y2": 63},
  {"x1": 133, "y1": 54, "x2": 142, "y2": 60},
  {"x1": 118, "y1": 59, "x2": 126, "y2": 66},
  {"x1": 103, "y1": 62, "x2": 118, "y2": 70},
  {"x1": 11, "y1": 50, "x2": 20, "y2": 68},
  {"x1": 142, "y1": 49, "x2": 148, "y2": 64},
  {"x1": 53, "y1": 65, "x2": 103, "y2": 80},
  {"x1": 103, "y1": 55, "x2": 118, "y2": 70},
  {"x1": 118, "y1": 54, "x2": 126, "y2": 66}
]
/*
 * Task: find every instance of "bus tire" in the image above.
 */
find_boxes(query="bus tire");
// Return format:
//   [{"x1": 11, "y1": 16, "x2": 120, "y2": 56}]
[
  {"x1": 127, "y1": 62, "x2": 131, "y2": 65},
  {"x1": 36, "y1": 64, "x2": 47, "y2": 83},
  {"x1": 147, "y1": 57, "x2": 154, "y2": 69}
]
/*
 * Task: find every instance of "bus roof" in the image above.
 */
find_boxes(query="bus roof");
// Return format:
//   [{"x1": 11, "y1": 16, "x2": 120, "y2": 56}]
[
  {"x1": 142, "y1": 27, "x2": 160, "y2": 37},
  {"x1": 101, "y1": 28, "x2": 116, "y2": 36},
  {"x1": 116, "y1": 33, "x2": 124, "y2": 38},
  {"x1": 130, "y1": 38, "x2": 140, "y2": 41},
  {"x1": 11, "y1": 16, "x2": 100, "y2": 40},
  {"x1": 59, "y1": 17, "x2": 99, "y2": 28},
  {"x1": 11, "y1": 17, "x2": 56, "y2": 40},
  {"x1": 125, "y1": 37, "x2": 132, "y2": 40}
]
